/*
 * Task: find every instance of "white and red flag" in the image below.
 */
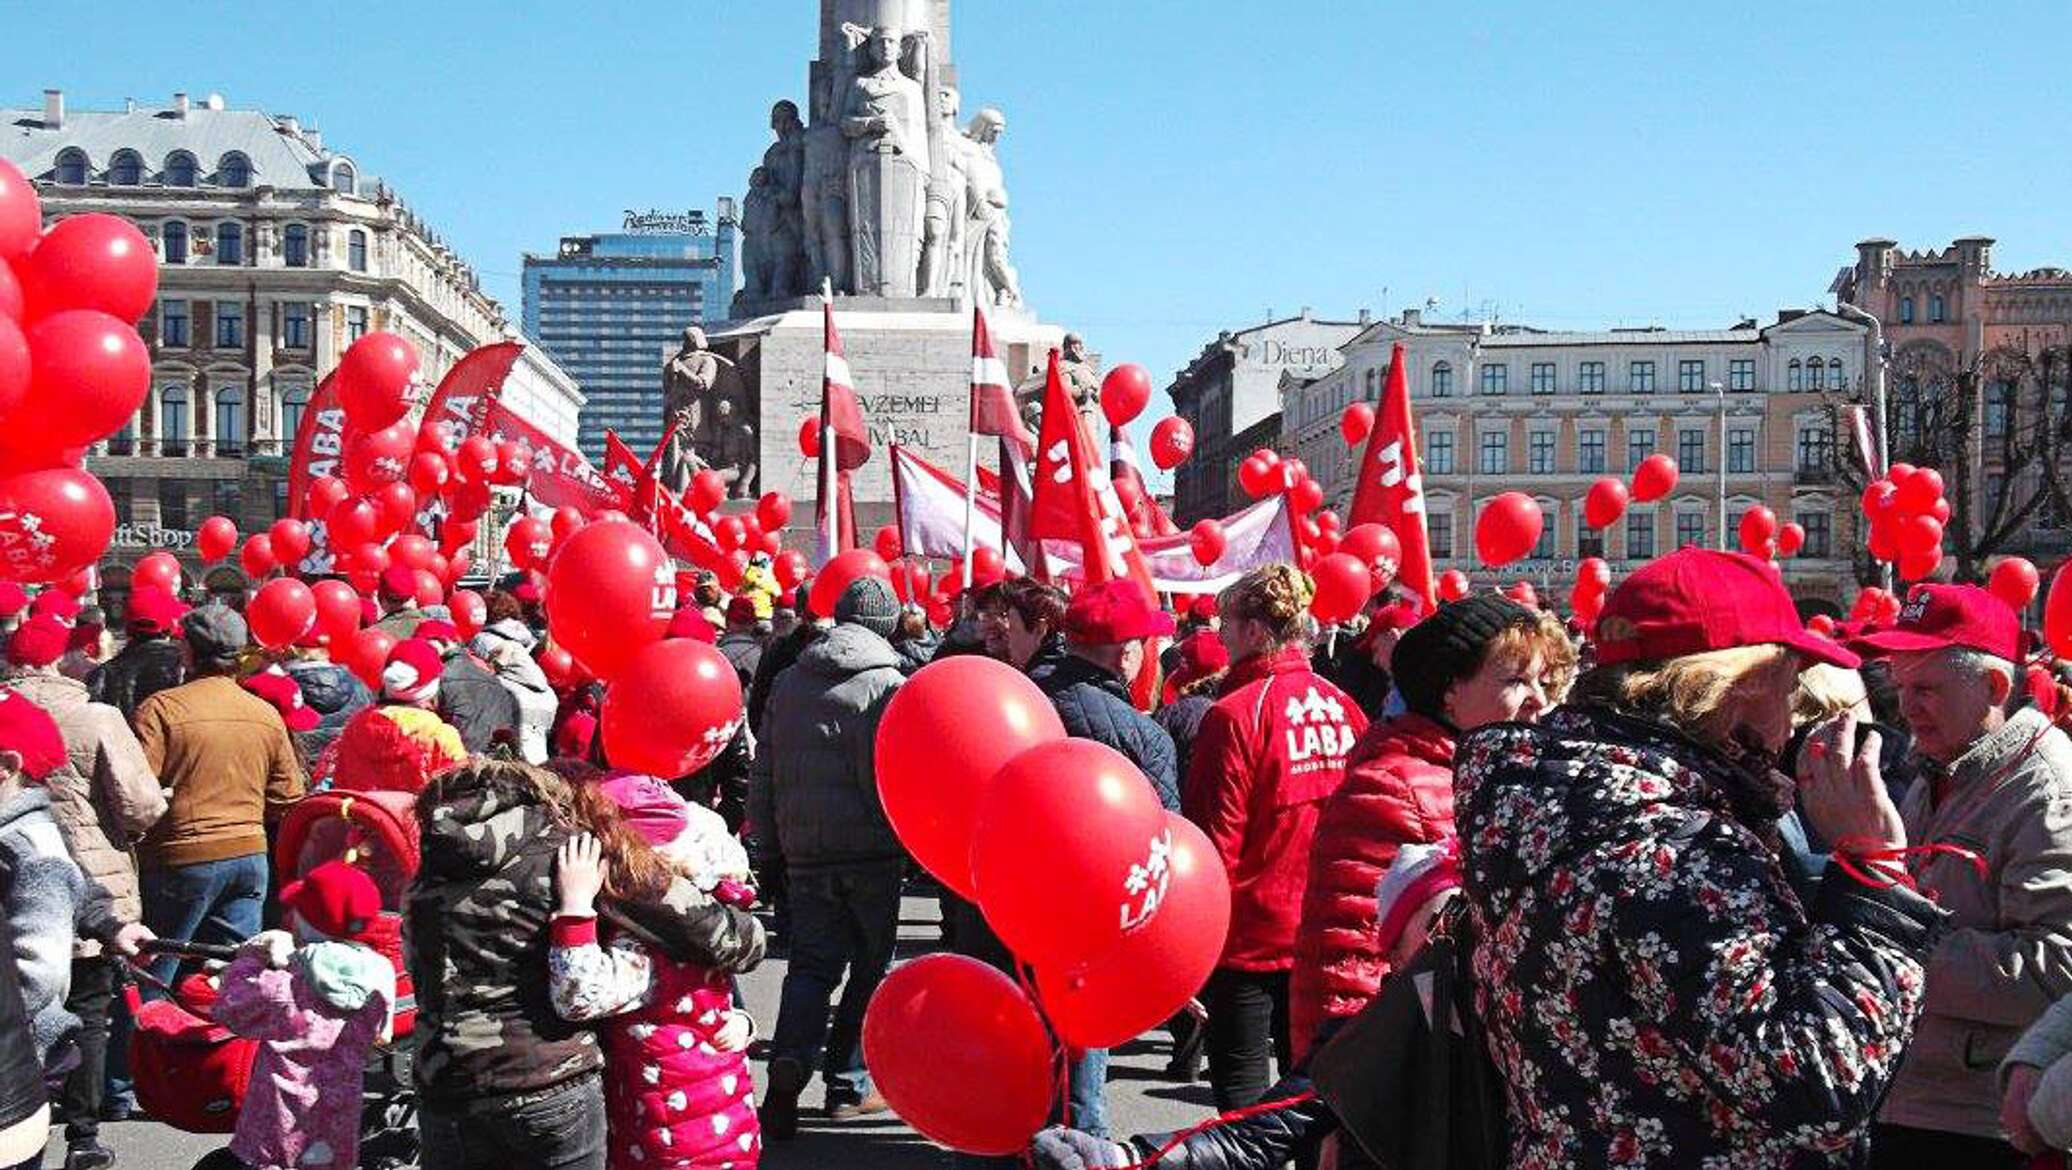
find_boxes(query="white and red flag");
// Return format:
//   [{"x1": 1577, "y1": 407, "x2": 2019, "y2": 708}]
[
  {"x1": 1110, "y1": 423, "x2": 1178, "y2": 539},
  {"x1": 1345, "y1": 343, "x2": 1436, "y2": 612},
  {"x1": 814, "y1": 289, "x2": 871, "y2": 567},
  {"x1": 1028, "y1": 350, "x2": 1159, "y2": 597}
]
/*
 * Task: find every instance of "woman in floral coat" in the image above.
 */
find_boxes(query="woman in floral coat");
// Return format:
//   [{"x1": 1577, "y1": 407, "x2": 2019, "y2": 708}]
[{"x1": 1454, "y1": 549, "x2": 1949, "y2": 1169}]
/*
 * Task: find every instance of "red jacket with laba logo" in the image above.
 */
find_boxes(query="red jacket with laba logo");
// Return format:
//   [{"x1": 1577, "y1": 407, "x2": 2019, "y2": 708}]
[{"x1": 1183, "y1": 645, "x2": 1368, "y2": 972}]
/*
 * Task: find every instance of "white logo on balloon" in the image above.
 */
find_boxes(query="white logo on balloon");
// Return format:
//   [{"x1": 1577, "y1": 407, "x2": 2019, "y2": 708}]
[{"x1": 1120, "y1": 828, "x2": 1173, "y2": 933}]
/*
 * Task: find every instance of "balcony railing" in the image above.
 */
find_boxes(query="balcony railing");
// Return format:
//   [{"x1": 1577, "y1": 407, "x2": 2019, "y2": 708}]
[{"x1": 1794, "y1": 466, "x2": 1834, "y2": 485}]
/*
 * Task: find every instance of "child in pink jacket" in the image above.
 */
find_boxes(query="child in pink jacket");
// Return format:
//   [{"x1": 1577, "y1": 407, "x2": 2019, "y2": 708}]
[
  {"x1": 549, "y1": 772, "x2": 760, "y2": 1170},
  {"x1": 212, "y1": 861, "x2": 394, "y2": 1170}
]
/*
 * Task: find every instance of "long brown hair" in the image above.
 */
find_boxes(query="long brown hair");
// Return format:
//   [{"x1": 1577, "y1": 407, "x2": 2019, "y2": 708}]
[{"x1": 538, "y1": 760, "x2": 675, "y2": 903}]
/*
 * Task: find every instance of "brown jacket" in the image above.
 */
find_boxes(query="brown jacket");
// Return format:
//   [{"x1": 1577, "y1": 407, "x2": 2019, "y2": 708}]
[
  {"x1": 133, "y1": 675, "x2": 306, "y2": 870},
  {"x1": 5, "y1": 668, "x2": 165, "y2": 952},
  {"x1": 1881, "y1": 706, "x2": 2072, "y2": 1139}
]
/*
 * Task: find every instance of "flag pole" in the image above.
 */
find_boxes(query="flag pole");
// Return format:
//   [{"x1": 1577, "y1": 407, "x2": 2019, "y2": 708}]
[{"x1": 961, "y1": 432, "x2": 979, "y2": 591}]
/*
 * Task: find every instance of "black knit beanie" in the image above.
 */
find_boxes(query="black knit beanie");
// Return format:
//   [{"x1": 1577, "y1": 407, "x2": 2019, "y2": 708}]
[{"x1": 1392, "y1": 593, "x2": 1535, "y2": 723}]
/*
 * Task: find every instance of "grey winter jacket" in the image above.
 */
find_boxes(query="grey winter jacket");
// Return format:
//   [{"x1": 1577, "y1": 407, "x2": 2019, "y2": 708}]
[
  {"x1": 1027, "y1": 639, "x2": 1180, "y2": 812},
  {"x1": 475, "y1": 638, "x2": 557, "y2": 765},
  {"x1": 435, "y1": 649, "x2": 521, "y2": 754},
  {"x1": 748, "y1": 623, "x2": 906, "y2": 870},
  {"x1": 0, "y1": 788, "x2": 118, "y2": 1060},
  {"x1": 717, "y1": 630, "x2": 764, "y2": 691},
  {"x1": 2006, "y1": 994, "x2": 2072, "y2": 1149},
  {"x1": 281, "y1": 660, "x2": 373, "y2": 766}
]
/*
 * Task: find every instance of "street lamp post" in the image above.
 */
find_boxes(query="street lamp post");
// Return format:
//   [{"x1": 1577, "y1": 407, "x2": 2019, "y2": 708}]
[
  {"x1": 1712, "y1": 380, "x2": 1728, "y2": 550},
  {"x1": 1835, "y1": 300, "x2": 1892, "y2": 590}
]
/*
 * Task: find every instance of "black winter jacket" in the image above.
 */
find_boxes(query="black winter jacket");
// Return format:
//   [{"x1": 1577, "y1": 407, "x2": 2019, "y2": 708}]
[
  {"x1": 747, "y1": 623, "x2": 822, "y2": 740},
  {"x1": 283, "y1": 660, "x2": 373, "y2": 765},
  {"x1": 1313, "y1": 637, "x2": 1392, "y2": 723},
  {"x1": 1027, "y1": 639, "x2": 1179, "y2": 812},
  {"x1": 435, "y1": 649, "x2": 520, "y2": 754},
  {"x1": 88, "y1": 636, "x2": 186, "y2": 720},
  {"x1": 1155, "y1": 693, "x2": 1216, "y2": 784},
  {"x1": 747, "y1": 624, "x2": 905, "y2": 870},
  {"x1": 716, "y1": 630, "x2": 764, "y2": 691}
]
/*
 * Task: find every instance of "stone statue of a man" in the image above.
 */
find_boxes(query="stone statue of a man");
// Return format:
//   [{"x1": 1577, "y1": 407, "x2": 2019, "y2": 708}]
[
  {"x1": 802, "y1": 71, "x2": 851, "y2": 293},
  {"x1": 842, "y1": 24, "x2": 931, "y2": 297},
  {"x1": 962, "y1": 108, "x2": 1022, "y2": 309},
  {"x1": 707, "y1": 396, "x2": 760, "y2": 499},
  {"x1": 662, "y1": 326, "x2": 732, "y2": 493},
  {"x1": 760, "y1": 100, "x2": 808, "y2": 297},
  {"x1": 919, "y1": 85, "x2": 970, "y2": 299}
]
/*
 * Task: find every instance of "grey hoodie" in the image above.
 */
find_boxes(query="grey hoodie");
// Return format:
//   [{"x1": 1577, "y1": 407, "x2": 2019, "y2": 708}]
[{"x1": 747, "y1": 622, "x2": 906, "y2": 869}]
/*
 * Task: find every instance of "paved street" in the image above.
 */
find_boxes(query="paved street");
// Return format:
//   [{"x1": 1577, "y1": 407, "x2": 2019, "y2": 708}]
[{"x1": 45, "y1": 896, "x2": 1216, "y2": 1170}]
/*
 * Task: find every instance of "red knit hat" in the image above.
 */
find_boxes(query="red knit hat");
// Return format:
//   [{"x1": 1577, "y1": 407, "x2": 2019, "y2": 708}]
[
  {"x1": 0, "y1": 583, "x2": 26, "y2": 621},
  {"x1": 241, "y1": 665, "x2": 320, "y2": 732},
  {"x1": 1162, "y1": 629, "x2": 1231, "y2": 703},
  {"x1": 667, "y1": 606, "x2": 718, "y2": 643},
  {"x1": 7, "y1": 614, "x2": 70, "y2": 668},
  {"x1": 414, "y1": 619, "x2": 461, "y2": 644},
  {"x1": 0, "y1": 689, "x2": 67, "y2": 780},
  {"x1": 381, "y1": 638, "x2": 443, "y2": 704},
  {"x1": 278, "y1": 860, "x2": 381, "y2": 942},
  {"x1": 29, "y1": 590, "x2": 80, "y2": 625}
]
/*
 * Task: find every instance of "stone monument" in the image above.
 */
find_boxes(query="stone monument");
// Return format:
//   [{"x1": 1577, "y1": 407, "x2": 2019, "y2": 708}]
[{"x1": 698, "y1": 0, "x2": 1075, "y2": 529}]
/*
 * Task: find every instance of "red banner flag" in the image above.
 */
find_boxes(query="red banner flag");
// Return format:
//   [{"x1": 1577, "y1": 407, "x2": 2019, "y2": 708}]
[
  {"x1": 480, "y1": 402, "x2": 620, "y2": 517},
  {"x1": 602, "y1": 430, "x2": 662, "y2": 526},
  {"x1": 1028, "y1": 350, "x2": 1158, "y2": 598},
  {"x1": 970, "y1": 305, "x2": 1028, "y2": 444},
  {"x1": 286, "y1": 372, "x2": 344, "y2": 521},
  {"x1": 1345, "y1": 343, "x2": 1435, "y2": 611},
  {"x1": 419, "y1": 341, "x2": 522, "y2": 455},
  {"x1": 815, "y1": 295, "x2": 869, "y2": 565}
]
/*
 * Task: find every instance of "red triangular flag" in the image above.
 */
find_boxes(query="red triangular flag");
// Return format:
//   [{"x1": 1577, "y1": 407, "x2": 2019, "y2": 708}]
[
  {"x1": 1029, "y1": 351, "x2": 1158, "y2": 599},
  {"x1": 1345, "y1": 343, "x2": 1435, "y2": 611}
]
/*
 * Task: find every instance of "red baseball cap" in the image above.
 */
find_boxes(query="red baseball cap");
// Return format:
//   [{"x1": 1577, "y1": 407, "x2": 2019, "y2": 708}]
[
  {"x1": 125, "y1": 586, "x2": 190, "y2": 636},
  {"x1": 414, "y1": 619, "x2": 462, "y2": 644},
  {"x1": 1162, "y1": 629, "x2": 1231, "y2": 702},
  {"x1": 1064, "y1": 580, "x2": 1176, "y2": 644},
  {"x1": 0, "y1": 688, "x2": 67, "y2": 780},
  {"x1": 1849, "y1": 583, "x2": 2021, "y2": 662},
  {"x1": 1594, "y1": 548, "x2": 1859, "y2": 670}
]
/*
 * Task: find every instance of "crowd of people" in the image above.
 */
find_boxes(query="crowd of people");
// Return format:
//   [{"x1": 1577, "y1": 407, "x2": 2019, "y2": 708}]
[{"x1": 3, "y1": 542, "x2": 2072, "y2": 1170}]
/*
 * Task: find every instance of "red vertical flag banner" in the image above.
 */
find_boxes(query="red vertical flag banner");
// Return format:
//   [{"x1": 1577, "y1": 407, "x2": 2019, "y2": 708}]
[
  {"x1": 286, "y1": 372, "x2": 345, "y2": 520},
  {"x1": 419, "y1": 340, "x2": 523, "y2": 455},
  {"x1": 1028, "y1": 349, "x2": 1160, "y2": 607},
  {"x1": 815, "y1": 293, "x2": 871, "y2": 567},
  {"x1": 1345, "y1": 343, "x2": 1435, "y2": 611}
]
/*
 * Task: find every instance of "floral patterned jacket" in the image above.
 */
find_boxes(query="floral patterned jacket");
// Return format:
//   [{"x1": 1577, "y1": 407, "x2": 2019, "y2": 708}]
[{"x1": 1454, "y1": 706, "x2": 1947, "y2": 1169}]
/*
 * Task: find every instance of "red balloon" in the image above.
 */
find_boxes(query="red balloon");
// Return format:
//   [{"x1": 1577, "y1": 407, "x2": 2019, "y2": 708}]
[
  {"x1": 972, "y1": 738, "x2": 1171, "y2": 966},
  {"x1": 1338, "y1": 523, "x2": 1402, "y2": 587},
  {"x1": 1189, "y1": 519, "x2": 1225, "y2": 567},
  {"x1": 1861, "y1": 479, "x2": 1900, "y2": 523},
  {"x1": 1310, "y1": 552, "x2": 1372, "y2": 624},
  {"x1": 714, "y1": 515, "x2": 747, "y2": 553},
  {"x1": 1150, "y1": 416, "x2": 1194, "y2": 470},
  {"x1": 1990, "y1": 557, "x2": 2042, "y2": 611},
  {"x1": 0, "y1": 260, "x2": 19, "y2": 323},
  {"x1": 344, "y1": 542, "x2": 390, "y2": 577},
  {"x1": 17, "y1": 310, "x2": 150, "y2": 455},
  {"x1": 407, "y1": 450, "x2": 451, "y2": 496},
  {"x1": 1737, "y1": 506, "x2": 1778, "y2": 556},
  {"x1": 1316, "y1": 510, "x2": 1343, "y2": 536},
  {"x1": 1577, "y1": 556, "x2": 1612, "y2": 595},
  {"x1": 0, "y1": 160, "x2": 40, "y2": 264},
  {"x1": 2030, "y1": 667, "x2": 2061, "y2": 717},
  {"x1": 335, "y1": 332, "x2": 419, "y2": 431},
  {"x1": 411, "y1": 569, "x2": 443, "y2": 607},
  {"x1": 0, "y1": 315, "x2": 24, "y2": 421},
  {"x1": 1888, "y1": 461, "x2": 1918, "y2": 488},
  {"x1": 862, "y1": 955, "x2": 1054, "y2": 1156},
  {"x1": 239, "y1": 534, "x2": 277, "y2": 578},
  {"x1": 196, "y1": 515, "x2": 238, "y2": 564},
  {"x1": 19, "y1": 213, "x2": 157, "y2": 323},
  {"x1": 875, "y1": 656, "x2": 1067, "y2": 899},
  {"x1": 373, "y1": 481, "x2": 419, "y2": 535},
  {"x1": 1900, "y1": 546, "x2": 1944, "y2": 582},
  {"x1": 688, "y1": 470, "x2": 726, "y2": 515},
  {"x1": 1896, "y1": 467, "x2": 1944, "y2": 514},
  {"x1": 756, "y1": 491, "x2": 793, "y2": 533},
  {"x1": 871, "y1": 525, "x2": 904, "y2": 563},
  {"x1": 443, "y1": 551, "x2": 471, "y2": 590},
  {"x1": 504, "y1": 516, "x2": 553, "y2": 572},
  {"x1": 340, "y1": 627, "x2": 399, "y2": 691},
  {"x1": 494, "y1": 439, "x2": 533, "y2": 486},
  {"x1": 439, "y1": 517, "x2": 480, "y2": 558},
  {"x1": 537, "y1": 643, "x2": 578, "y2": 690},
  {"x1": 546, "y1": 520, "x2": 677, "y2": 681},
  {"x1": 550, "y1": 506, "x2": 585, "y2": 543},
  {"x1": 265, "y1": 518, "x2": 311, "y2": 570},
  {"x1": 1570, "y1": 583, "x2": 1604, "y2": 624},
  {"x1": 306, "y1": 476, "x2": 350, "y2": 521},
  {"x1": 329, "y1": 498, "x2": 380, "y2": 550},
  {"x1": 772, "y1": 549, "x2": 810, "y2": 592},
  {"x1": 1237, "y1": 455, "x2": 1273, "y2": 500},
  {"x1": 388, "y1": 534, "x2": 438, "y2": 572},
  {"x1": 1437, "y1": 569, "x2": 1471, "y2": 602},
  {"x1": 1778, "y1": 522, "x2": 1806, "y2": 558},
  {"x1": 807, "y1": 548, "x2": 891, "y2": 620},
  {"x1": 248, "y1": 578, "x2": 316, "y2": 649},
  {"x1": 1034, "y1": 812, "x2": 1230, "y2": 1049},
  {"x1": 601, "y1": 639, "x2": 744, "y2": 776},
  {"x1": 1100, "y1": 363, "x2": 1153, "y2": 428},
  {"x1": 1475, "y1": 492, "x2": 1543, "y2": 567},
  {"x1": 1867, "y1": 520, "x2": 1900, "y2": 564},
  {"x1": 798, "y1": 416, "x2": 822, "y2": 459},
  {"x1": 453, "y1": 435, "x2": 499, "y2": 485},
  {"x1": 1808, "y1": 614, "x2": 1839, "y2": 638},
  {"x1": 1631, "y1": 454, "x2": 1680, "y2": 503},
  {"x1": 311, "y1": 579, "x2": 362, "y2": 647},
  {"x1": 970, "y1": 545, "x2": 1007, "y2": 585},
  {"x1": 448, "y1": 588, "x2": 486, "y2": 640},
  {"x1": 1896, "y1": 514, "x2": 1944, "y2": 557},
  {"x1": 1339, "y1": 402, "x2": 1375, "y2": 446},
  {"x1": 1505, "y1": 581, "x2": 1539, "y2": 610},
  {"x1": 344, "y1": 422, "x2": 414, "y2": 493},
  {"x1": 1290, "y1": 476, "x2": 1325, "y2": 515},
  {"x1": 1584, "y1": 477, "x2": 1629, "y2": 529},
  {"x1": 132, "y1": 551, "x2": 182, "y2": 593}
]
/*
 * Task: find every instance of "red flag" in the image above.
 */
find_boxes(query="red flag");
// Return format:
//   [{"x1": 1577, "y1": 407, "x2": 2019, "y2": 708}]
[
  {"x1": 1110, "y1": 423, "x2": 1178, "y2": 539},
  {"x1": 418, "y1": 341, "x2": 522, "y2": 455},
  {"x1": 816, "y1": 295, "x2": 869, "y2": 565},
  {"x1": 480, "y1": 402, "x2": 619, "y2": 517},
  {"x1": 1029, "y1": 350, "x2": 1158, "y2": 600},
  {"x1": 286, "y1": 372, "x2": 344, "y2": 521},
  {"x1": 602, "y1": 431, "x2": 661, "y2": 526},
  {"x1": 1345, "y1": 343, "x2": 1435, "y2": 611},
  {"x1": 969, "y1": 306, "x2": 1029, "y2": 445}
]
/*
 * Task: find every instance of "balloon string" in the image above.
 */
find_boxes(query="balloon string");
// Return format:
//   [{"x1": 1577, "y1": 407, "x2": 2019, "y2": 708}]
[{"x1": 1102, "y1": 1091, "x2": 1321, "y2": 1170}]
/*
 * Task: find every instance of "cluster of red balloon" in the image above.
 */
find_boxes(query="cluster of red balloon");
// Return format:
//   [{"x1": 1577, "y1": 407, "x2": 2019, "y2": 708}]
[
  {"x1": 1570, "y1": 557, "x2": 1612, "y2": 625},
  {"x1": 863, "y1": 525, "x2": 1002, "y2": 627},
  {"x1": 0, "y1": 162, "x2": 158, "y2": 582},
  {"x1": 1846, "y1": 586, "x2": 1904, "y2": 628},
  {"x1": 1307, "y1": 522, "x2": 1403, "y2": 625},
  {"x1": 864, "y1": 658, "x2": 1229, "y2": 1155},
  {"x1": 1861, "y1": 464, "x2": 1951, "y2": 581}
]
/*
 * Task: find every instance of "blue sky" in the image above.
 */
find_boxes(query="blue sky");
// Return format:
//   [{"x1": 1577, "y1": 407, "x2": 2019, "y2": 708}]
[{"x1": 10, "y1": 1, "x2": 2071, "y2": 461}]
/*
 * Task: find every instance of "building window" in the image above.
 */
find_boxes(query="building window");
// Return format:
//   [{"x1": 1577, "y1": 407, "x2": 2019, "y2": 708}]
[
  {"x1": 1626, "y1": 511, "x2": 1655, "y2": 559},
  {"x1": 332, "y1": 162, "x2": 357, "y2": 195},
  {"x1": 1899, "y1": 296, "x2": 1915, "y2": 324},
  {"x1": 1428, "y1": 513, "x2": 1453, "y2": 559},
  {"x1": 1579, "y1": 361, "x2": 1605, "y2": 394},
  {"x1": 1678, "y1": 427, "x2": 1706, "y2": 472},
  {"x1": 1729, "y1": 358, "x2": 1755, "y2": 391},
  {"x1": 157, "y1": 483, "x2": 188, "y2": 530},
  {"x1": 1426, "y1": 431, "x2": 1455, "y2": 474},
  {"x1": 1987, "y1": 379, "x2": 2014, "y2": 437},
  {"x1": 1728, "y1": 427, "x2": 1755, "y2": 473},
  {"x1": 273, "y1": 481, "x2": 290, "y2": 520},
  {"x1": 1479, "y1": 431, "x2": 1508, "y2": 474},
  {"x1": 216, "y1": 302, "x2": 245, "y2": 348},
  {"x1": 1630, "y1": 361, "x2": 1656, "y2": 394},
  {"x1": 1797, "y1": 425, "x2": 1833, "y2": 471},
  {"x1": 1627, "y1": 428, "x2": 1655, "y2": 471},
  {"x1": 282, "y1": 302, "x2": 311, "y2": 349},
  {"x1": 1676, "y1": 512, "x2": 1706, "y2": 550},
  {"x1": 161, "y1": 386, "x2": 189, "y2": 456},
  {"x1": 348, "y1": 230, "x2": 368, "y2": 272},
  {"x1": 346, "y1": 306, "x2": 369, "y2": 341},
  {"x1": 165, "y1": 151, "x2": 197, "y2": 187},
  {"x1": 1532, "y1": 510, "x2": 1556, "y2": 560},
  {"x1": 1798, "y1": 512, "x2": 1832, "y2": 558},
  {"x1": 1679, "y1": 360, "x2": 1706, "y2": 393},
  {"x1": 1528, "y1": 430, "x2": 1555, "y2": 474},
  {"x1": 1578, "y1": 525, "x2": 1605, "y2": 558},
  {"x1": 214, "y1": 388, "x2": 245, "y2": 457},
  {"x1": 282, "y1": 385, "x2": 309, "y2": 443},
  {"x1": 1788, "y1": 360, "x2": 1805, "y2": 391},
  {"x1": 159, "y1": 299, "x2": 190, "y2": 347},
  {"x1": 53, "y1": 148, "x2": 88, "y2": 185},
  {"x1": 217, "y1": 152, "x2": 252, "y2": 188},
  {"x1": 1365, "y1": 369, "x2": 1378, "y2": 399},
  {"x1": 109, "y1": 150, "x2": 143, "y2": 186},
  {"x1": 162, "y1": 220, "x2": 188, "y2": 263},
  {"x1": 1580, "y1": 428, "x2": 1606, "y2": 473},
  {"x1": 217, "y1": 222, "x2": 244, "y2": 265},
  {"x1": 1430, "y1": 362, "x2": 1452, "y2": 398},
  {"x1": 1530, "y1": 363, "x2": 1556, "y2": 395},
  {"x1": 1930, "y1": 294, "x2": 1946, "y2": 323},
  {"x1": 213, "y1": 481, "x2": 242, "y2": 522},
  {"x1": 1480, "y1": 363, "x2": 1507, "y2": 396},
  {"x1": 283, "y1": 223, "x2": 309, "y2": 267},
  {"x1": 1827, "y1": 359, "x2": 1847, "y2": 390}
]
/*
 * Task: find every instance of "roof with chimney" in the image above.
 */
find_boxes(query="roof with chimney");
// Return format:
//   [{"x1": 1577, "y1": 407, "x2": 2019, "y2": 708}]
[{"x1": 0, "y1": 90, "x2": 373, "y2": 194}]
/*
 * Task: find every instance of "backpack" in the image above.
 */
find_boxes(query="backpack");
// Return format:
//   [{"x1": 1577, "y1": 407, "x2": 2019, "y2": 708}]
[{"x1": 1307, "y1": 901, "x2": 1507, "y2": 1170}]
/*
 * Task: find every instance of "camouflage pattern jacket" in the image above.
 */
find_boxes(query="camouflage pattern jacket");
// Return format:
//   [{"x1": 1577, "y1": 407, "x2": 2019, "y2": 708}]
[{"x1": 406, "y1": 767, "x2": 766, "y2": 1105}]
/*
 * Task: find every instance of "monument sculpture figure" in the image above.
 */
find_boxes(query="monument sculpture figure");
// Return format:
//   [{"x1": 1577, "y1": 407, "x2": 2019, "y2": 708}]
[
  {"x1": 962, "y1": 108, "x2": 1022, "y2": 309},
  {"x1": 661, "y1": 326, "x2": 735, "y2": 493},
  {"x1": 1018, "y1": 331, "x2": 1100, "y2": 434},
  {"x1": 759, "y1": 100, "x2": 808, "y2": 297},
  {"x1": 801, "y1": 72, "x2": 852, "y2": 293},
  {"x1": 919, "y1": 86, "x2": 970, "y2": 299},
  {"x1": 841, "y1": 24, "x2": 931, "y2": 298},
  {"x1": 708, "y1": 396, "x2": 760, "y2": 499}
]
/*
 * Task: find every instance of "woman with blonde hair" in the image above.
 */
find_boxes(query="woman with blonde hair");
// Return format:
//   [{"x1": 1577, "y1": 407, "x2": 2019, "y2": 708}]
[
  {"x1": 1184, "y1": 564, "x2": 1368, "y2": 1109},
  {"x1": 1453, "y1": 548, "x2": 1944, "y2": 1168}
]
